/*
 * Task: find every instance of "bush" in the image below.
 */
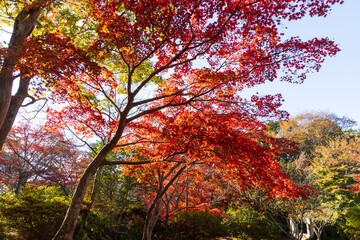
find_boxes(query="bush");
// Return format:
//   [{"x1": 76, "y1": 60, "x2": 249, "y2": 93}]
[
  {"x1": 169, "y1": 209, "x2": 226, "y2": 240},
  {"x1": 0, "y1": 186, "x2": 70, "y2": 240},
  {"x1": 74, "y1": 211, "x2": 114, "y2": 240},
  {"x1": 338, "y1": 204, "x2": 360, "y2": 240},
  {"x1": 223, "y1": 205, "x2": 282, "y2": 240},
  {"x1": 75, "y1": 204, "x2": 147, "y2": 240}
]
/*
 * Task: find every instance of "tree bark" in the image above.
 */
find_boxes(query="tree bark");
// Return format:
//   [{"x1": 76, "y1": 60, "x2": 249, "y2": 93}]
[
  {"x1": 142, "y1": 165, "x2": 186, "y2": 240},
  {"x1": 290, "y1": 217, "x2": 314, "y2": 240},
  {"x1": 302, "y1": 218, "x2": 314, "y2": 240},
  {"x1": 142, "y1": 197, "x2": 163, "y2": 240},
  {"x1": 0, "y1": 76, "x2": 31, "y2": 149},
  {"x1": 74, "y1": 166, "x2": 103, "y2": 236},
  {"x1": 0, "y1": 80, "x2": 12, "y2": 140},
  {"x1": 53, "y1": 100, "x2": 133, "y2": 240},
  {"x1": 52, "y1": 142, "x2": 115, "y2": 240}
]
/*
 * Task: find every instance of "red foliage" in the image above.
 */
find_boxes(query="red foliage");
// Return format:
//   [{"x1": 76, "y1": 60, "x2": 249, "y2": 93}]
[
  {"x1": 123, "y1": 104, "x2": 309, "y2": 196},
  {"x1": 12, "y1": 0, "x2": 341, "y2": 143},
  {"x1": 14, "y1": 0, "x2": 338, "y2": 217},
  {"x1": 0, "y1": 121, "x2": 88, "y2": 193},
  {"x1": 9, "y1": 1, "x2": 343, "y2": 238}
]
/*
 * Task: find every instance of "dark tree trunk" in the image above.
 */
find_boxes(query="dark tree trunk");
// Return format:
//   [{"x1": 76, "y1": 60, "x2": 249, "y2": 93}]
[
  {"x1": 142, "y1": 198, "x2": 163, "y2": 240},
  {"x1": 53, "y1": 103, "x2": 132, "y2": 240},
  {"x1": 142, "y1": 165, "x2": 186, "y2": 240},
  {"x1": 0, "y1": 76, "x2": 31, "y2": 148},
  {"x1": 52, "y1": 146, "x2": 112, "y2": 240}
]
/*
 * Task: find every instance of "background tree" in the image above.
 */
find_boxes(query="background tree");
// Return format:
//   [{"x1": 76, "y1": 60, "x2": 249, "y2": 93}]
[
  {"x1": 338, "y1": 203, "x2": 360, "y2": 240},
  {"x1": 0, "y1": 121, "x2": 88, "y2": 195},
  {"x1": 312, "y1": 135, "x2": 360, "y2": 199},
  {"x1": 0, "y1": 0, "x2": 100, "y2": 148},
  {"x1": 274, "y1": 112, "x2": 356, "y2": 159},
  {"x1": 268, "y1": 112, "x2": 359, "y2": 240}
]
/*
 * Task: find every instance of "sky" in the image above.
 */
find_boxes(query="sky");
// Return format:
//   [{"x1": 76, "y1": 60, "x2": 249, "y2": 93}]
[{"x1": 244, "y1": 0, "x2": 360, "y2": 126}]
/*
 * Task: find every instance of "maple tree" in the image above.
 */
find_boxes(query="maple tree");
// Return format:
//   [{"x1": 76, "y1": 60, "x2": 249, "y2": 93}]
[
  {"x1": 1, "y1": 0, "x2": 344, "y2": 239},
  {"x1": 53, "y1": 0, "x2": 342, "y2": 238},
  {"x1": 0, "y1": 121, "x2": 88, "y2": 195},
  {"x1": 120, "y1": 108, "x2": 313, "y2": 240}
]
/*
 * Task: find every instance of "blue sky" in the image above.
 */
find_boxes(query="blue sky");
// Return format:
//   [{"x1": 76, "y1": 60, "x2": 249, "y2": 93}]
[{"x1": 245, "y1": 0, "x2": 360, "y2": 126}]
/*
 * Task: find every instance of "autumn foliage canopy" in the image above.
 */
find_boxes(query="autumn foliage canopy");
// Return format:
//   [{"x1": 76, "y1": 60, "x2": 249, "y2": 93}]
[{"x1": 0, "y1": 0, "x2": 344, "y2": 239}]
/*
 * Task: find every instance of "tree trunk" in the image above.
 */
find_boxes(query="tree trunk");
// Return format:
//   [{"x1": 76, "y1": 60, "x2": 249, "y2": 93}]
[
  {"x1": 289, "y1": 217, "x2": 300, "y2": 240},
  {"x1": 0, "y1": 80, "x2": 12, "y2": 144},
  {"x1": 142, "y1": 198, "x2": 163, "y2": 240},
  {"x1": 142, "y1": 165, "x2": 186, "y2": 240},
  {"x1": 0, "y1": 76, "x2": 31, "y2": 148},
  {"x1": 53, "y1": 103, "x2": 131, "y2": 240},
  {"x1": 14, "y1": 171, "x2": 30, "y2": 194},
  {"x1": 315, "y1": 225, "x2": 324, "y2": 240},
  {"x1": 290, "y1": 217, "x2": 314, "y2": 240},
  {"x1": 114, "y1": 189, "x2": 129, "y2": 240},
  {"x1": 74, "y1": 166, "x2": 103, "y2": 236},
  {"x1": 163, "y1": 201, "x2": 170, "y2": 239},
  {"x1": 185, "y1": 176, "x2": 189, "y2": 210},
  {"x1": 302, "y1": 218, "x2": 314, "y2": 240},
  {"x1": 52, "y1": 157, "x2": 103, "y2": 240}
]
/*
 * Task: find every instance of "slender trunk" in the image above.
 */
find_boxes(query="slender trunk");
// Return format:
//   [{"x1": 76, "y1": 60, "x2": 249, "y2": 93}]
[
  {"x1": 75, "y1": 166, "x2": 103, "y2": 236},
  {"x1": 290, "y1": 217, "x2": 300, "y2": 240},
  {"x1": 0, "y1": 78, "x2": 12, "y2": 142},
  {"x1": 290, "y1": 217, "x2": 314, "y2": 240},
  {"x1": 315, "y1": 225, "x2": 323, "y2": 240},
  {"x1": 14, "y1": 171, "x2": 29, "y2": 194},
  {"x1": 302, "y1": 218, "x2": 314, "y2": 240},
  {"x1": 142, "y1": 198, "x2": 163, "y2": 240},
  {"x1": 52, "y1": 157, "x2": 103, "y2": 240},
  {"x1": 185, "y1": 176, "x2": 189, "y2": 211},
  {"x1": 163, "y1": 202, "x2": 170, "y2": 239},
  {"x1": 114, "y1": 190, "x2": 129, "y2": 240},
  {"x1": 53, "y1": 100, "x2": 132, "y2": 240},
  {"x1": 0, "y1": 76, "x2": 31, "y2": 149},
  {"x1": 142, "y1": 165, "x2": 187, "y2": 240}
]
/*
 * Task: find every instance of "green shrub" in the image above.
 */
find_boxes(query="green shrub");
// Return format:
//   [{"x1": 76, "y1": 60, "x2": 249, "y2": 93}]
[
  {"x1": 0, "y1": 186, "x2": 70, "y2": 240},
  {"x1": 74, "y1": 211, "x2": 114, "y2": 240},
  {"x1": 169, "y1": 209, "x2": 226, "y2": 240},
  {"x1": 224, "y1": 205, "x2": 282, "y2": 240},
  {"x1": 338, "y1": 204, "x2": 360, "y2": 240},
  {"x1": 75, "y1": 204, "x2": 147, "y2": 240}
]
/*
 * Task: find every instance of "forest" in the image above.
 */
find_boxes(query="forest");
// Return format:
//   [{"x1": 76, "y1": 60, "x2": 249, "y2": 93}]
[{"x1": 1, "y1": 0, "x2": 359, "y2": 240}]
